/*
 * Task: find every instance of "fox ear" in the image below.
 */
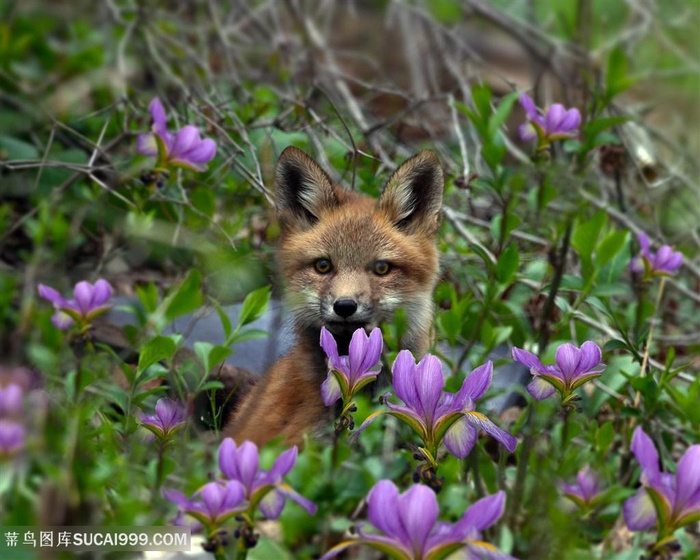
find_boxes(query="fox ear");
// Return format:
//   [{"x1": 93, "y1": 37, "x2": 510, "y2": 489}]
[
  {"x1": 379, "y1": 151, "x2": 443, "y2": 234},
  {"x1": 275, "y1": 147, "x2": 338, "y2": 228}
]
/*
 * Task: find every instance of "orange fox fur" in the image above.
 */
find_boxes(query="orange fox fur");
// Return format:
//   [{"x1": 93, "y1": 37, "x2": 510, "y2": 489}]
[{"x1": 222, "y1": 147, "x2": 444, "y2": 447}]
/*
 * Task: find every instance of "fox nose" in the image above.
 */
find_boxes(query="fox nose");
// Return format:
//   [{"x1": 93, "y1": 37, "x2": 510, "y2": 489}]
[{"x1": 333, "y1": 299, "x2": 358, "y2": 319}]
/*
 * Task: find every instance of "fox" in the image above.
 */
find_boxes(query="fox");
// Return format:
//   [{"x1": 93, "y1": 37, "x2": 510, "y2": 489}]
[{"x1": 222, "y1": 146, "x2": 444, "y2": 447}]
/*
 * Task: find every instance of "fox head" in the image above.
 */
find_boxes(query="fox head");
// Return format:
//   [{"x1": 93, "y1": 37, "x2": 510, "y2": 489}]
[{"x1": 274, "y1": 147, "x2": 443, "y2": 356}]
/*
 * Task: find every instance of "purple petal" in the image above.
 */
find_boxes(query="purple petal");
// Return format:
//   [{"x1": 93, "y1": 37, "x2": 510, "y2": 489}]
[
  {"x1": 662, "y1": 251, "x2": 684, "y2": 273},
  {"x1": 72, "y1": 281, "x2": 94, "y2": 314},
  {"x1": 559, "y1": 108, "x2": 580, "y2": 132},
  {"x1": 443, "y1": 417, "x2": 478, "y2": 459},
  {"x1": 275, "y1": 484, "x2": 317, "y2": 515},
  {"x1": 137, "y1": 133, "x2": 158, "y2": 157},
  {"x1": 218, "y1": 438, "x2": 238, "y2": 480},
  {"x1": 149, "y1": 98, "x2": 168, "y2": 138},
  {"x1": 415, "y1": 353, "x2": 445, "y2": 423},
  {"x1": 544, "y1": 104, "x2": 566, "y2": 133},
  {"x1": 458, "y1": 361, "x2": 493, "y2": 402},
  {"x1": 0, "y1": 384, "x2": 23, "y2": 416},
  {"x1": 170, "y1": 126, "x2": 201, "y2": 159},
  {"x1": 555, "y1": 343, "x2": 580, "y2": 382},
  {"x1": 460, "y1": 491, "x2": 506, "y2": 533},
  {"x1": 391, "y1": 350, "x2": 420, "y2": 410},
  {"x1": 348, "y1": 327, "x2": 382, "y2": 379},
  {"x1": 320, "y1": 327, "x2": 340, "y2": 370},
  {"x1": 320, "y1": 373, "x2": 342, "y2": 406},
  {"x1": 91, "y1": 279, "x2": 113, "y2": 307},
  {"x1": 180, "y1": 138, "x2": 217, "y2": 164},
  {"x1": 154, "y1": 398, "x2": 185, "y2": 430},
  {"x1": 623, "y1": 489, "x2": 657, "y2": 531},
  {"x1": 518, "y1": 93, "x2": 539, "y2": 120},
  {"x1": 576, "y1": 341, "x2": 602, "y2": 375},
  {"x1": 367, "y1": 480, "x2": 410, "y2": 543},
  {"x1": 637, "y1": 232, "x2": 651, "y2": 258},
  {"x1": 630, "y1": 256, "x2": 645, "y2": 274},
  {"x1": 631, "y1": 427, "x2": 660, "y2": 484},
  {"x1": 464, "y1": 411, "x2": 518, "y2": 453},
  {"x1": 399, "y1": 484, "x2": 439, "y2": 552},
  {"x1": 258, "y1": 488, "x2": 286, "y2": 520},
  {"x1": 51, "y1": 311, "x2": 74, "y2": 330},
  {"x1": 511, "y1": 347, "x2": 546, "y2": 374},
  {"x1": 0, "y1": 420, "x2": 25, "y2": 454},
  {"x1": 37, "y1": 284, "x2": 66, "y2": 308},
  {"x1": 162, "y1": 487, "x2": 193, "y2": 511},
  {"x1": 268, "y1": 447, "x2": 298, "y2": 480},
  {"x1": 576, "y1": 466, "x2": 600, "y2": 500},
  {"x1": 527, "y1": 376, "x2": 557, "y2": 400},
  {"x1": 348, "y1": 328, "x2": 369, "y2": 377},
  {"x1": 235, "y1": 441, "x2": 260, "y2": 490},
  {"x1": 676, "y1": 445, "x2": 700, "y2": 513},
  {"x1": 200, "y1": 482, "x2": 225, "y2": 518},
  {"x1": 518, "y1": 123, "x2": 537, "y2": 142}
]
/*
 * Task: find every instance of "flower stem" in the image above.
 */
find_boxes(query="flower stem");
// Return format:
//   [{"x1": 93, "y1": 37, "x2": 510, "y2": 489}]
[{"x1": 633, "y1": 276, "x2": 667, "y2": 408}]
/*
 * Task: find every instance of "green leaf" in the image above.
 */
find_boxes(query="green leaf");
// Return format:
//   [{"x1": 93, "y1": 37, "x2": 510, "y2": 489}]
[
  {"x1": 584, "y1": 115, "x2": 629, "y2": 139},
  {"x1": 194, "y1": 341, "x2": 232, "y2": 374},
  {"x1": 237, "y1": 285, "x2": 271, "y2": 327},
  {"x1": 137, "y1": 335, "x2": 177, "y2": 375},
  {"x1": 496, "y1": 244, "x2": 520, "y2": 284},
  {"x1": 605, "y1": 46, "x2": 636, "y2": 103},
  {"x1": 572, "y1": 211, "x2": 607, "y2": 260},
  {"x1": 162, "y1": 269, "x2": 203, "y2": 324},
  {"x1": 0, "y1": 135, "x2": 40, "y2": 160},
  {"x1": 596, "y1": 230, "x2": 629, "y2": 267},
  {"x1": 488, "y1": 91, "x2": 521, "y2": 138}
]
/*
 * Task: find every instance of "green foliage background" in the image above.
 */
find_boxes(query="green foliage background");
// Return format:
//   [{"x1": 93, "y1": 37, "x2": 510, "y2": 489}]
[{"x1": 0, "y1": 1, "x2": 698, "y2": 559}]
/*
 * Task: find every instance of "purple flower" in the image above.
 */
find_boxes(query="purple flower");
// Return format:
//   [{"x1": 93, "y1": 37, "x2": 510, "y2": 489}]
[
  {"x1": 512, "y1": 342, "x2": 605, "y2": 403},
  {"x1": 163, "y1": 480, "x2": 246, "y2": 533},
  {"x1": 623, "y1": 427, "x2": 700, "y2": 538},
  {"x1": 320, "y1": 326, "x2": 383, "y2": 406},
  {"x1": 218, "y1": 438, "x2": 316, "y2": 520},
  {"x1": 37, "y1": 279, "x2": 113, "y2": 330},
  {"x1": 355, "y1": 351, "x2": 517, "y2": 461},
  {"x1": 140, "y1": 398, "x2": 187, "y2": 441},
  {"x1": 631, "y1": 232, "x2": 683, "y2": 278},
  {"x1": 0, "y1": 384, "x2": 23, "y2": 417},
  {"x1": 321, "y1": 479, "x2": 516, "y2": 560},
  {"x1": 0, "y1": 420, "x2": 25, "y2": 458},
  {"x1": 560, "y1": 466, "x2": 604, "y2": 510},
  {"x1": 518, "y1": 93, "x2": 580, "y2": 146},
  {"x1": 137, "y1": 98, "x2": 217, "y2": 172}
]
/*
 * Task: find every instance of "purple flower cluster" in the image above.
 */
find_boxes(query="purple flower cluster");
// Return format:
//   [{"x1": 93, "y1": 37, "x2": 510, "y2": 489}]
[
  {"x1": 164, "y1": 438, "x2": 316, "y2": 534},
  {"x1": 137, "y1": 98, "x2": 217, "y2": 172},
  {"x1": 321, "y1": 479, "x2": 515, "y2": 560},
  {"x1": 560, "y1": 466, "x2": 604, "y2": 511},
  {"x1": 512, "y1": 342, "x2": 605, "y2": 404},
  {"x1": 140, "y1": 398, "x2": 187, "y2": 442},
  {"x1": 355, "y1": 350, "x2": 517, "y2": 461},
  {"x1": 218, "y1": 438, "x2": 316, "y2": 520},
  {"x1": 623, "y1": 427, "x2": 700, "y2": 539},
  {"x1": 518, "y1": 93, "x2": 580, "y2": 147},
  {"x1": 0, "y1": 375, "x2": 26, "y2": 459},
  {"x1": 37, "y1": 279, "x2": 113, "y2": 330},
  {"x1": 631, "y1": 232, "x2": 684, "y2": 278},
  {"x1": 320, "y1": 326, "x2": 383, "y2": 406}
]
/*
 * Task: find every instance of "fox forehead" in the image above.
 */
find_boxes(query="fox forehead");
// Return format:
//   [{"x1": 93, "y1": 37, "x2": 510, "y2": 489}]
[{"x1": 281, "y1": 199, "x2": 436, "y2": 269}]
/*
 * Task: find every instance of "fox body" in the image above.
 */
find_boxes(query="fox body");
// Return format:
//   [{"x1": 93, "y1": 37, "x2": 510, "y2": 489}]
[{"x1": 222, "y1": 147, "x2": 444, "y2": 446}]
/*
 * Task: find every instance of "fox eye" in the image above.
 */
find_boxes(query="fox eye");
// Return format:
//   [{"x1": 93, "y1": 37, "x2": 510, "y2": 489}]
[
  {"x1": 372, "y1": 260, "x2": 392, "y2": 276},
  {"x1": 313, "y1": 258, "x2": 333, "y2": 274}
]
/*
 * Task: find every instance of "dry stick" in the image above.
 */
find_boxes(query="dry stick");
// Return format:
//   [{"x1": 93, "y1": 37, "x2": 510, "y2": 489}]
[{"x1": 633, "y1": 276, "x2": 668, "y2": 408}]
